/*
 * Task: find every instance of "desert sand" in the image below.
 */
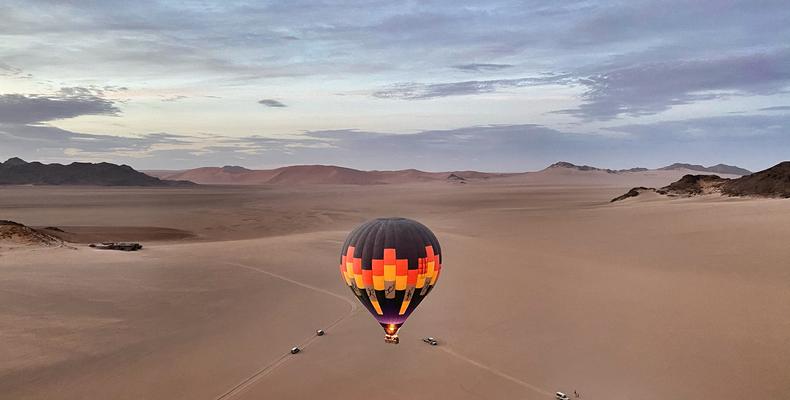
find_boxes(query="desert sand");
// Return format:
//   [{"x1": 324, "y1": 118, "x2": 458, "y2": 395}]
[{"x1": 1, "y1": 181, "x2": 789, "y2": 400}]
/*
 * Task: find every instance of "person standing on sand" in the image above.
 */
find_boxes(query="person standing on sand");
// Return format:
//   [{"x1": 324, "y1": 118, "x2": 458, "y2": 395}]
[{"x1": 574, "y1": 390, "x2": 580, "y2": 398}]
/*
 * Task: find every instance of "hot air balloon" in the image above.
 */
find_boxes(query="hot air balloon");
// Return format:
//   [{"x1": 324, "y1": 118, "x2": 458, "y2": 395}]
[{"x1": 339, "y1": 217, "x2": 442, "y2": 344}]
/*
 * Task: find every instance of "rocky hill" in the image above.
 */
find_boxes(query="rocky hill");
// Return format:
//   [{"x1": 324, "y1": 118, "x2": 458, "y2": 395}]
[
  {"x1": 546, "y1": 161, "x2": 615, "y2": 172},
  {"x1": 0, "y1": 158, "x2": 195, "y2": 186},
  {"x1": 611, "y1": 161, "x2": 789, "y2": 201},
  {"x1": 0, "y1": 220, "x2": 64, "y2": 247},
  {"x1": 659, "y1": 163, "x2": 751, "y2": 176},
  {"x1": 721, "y1": 161, "x2": 790, "y2": 198},
  {"x1": 660, "y1": 174, "x2": 729, "y2": 196}
]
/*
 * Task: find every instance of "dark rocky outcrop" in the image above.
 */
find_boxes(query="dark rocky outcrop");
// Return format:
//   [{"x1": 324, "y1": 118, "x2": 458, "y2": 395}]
[
  {"x1": 89, "y1": 242, "x2": 143, "y2": 251},
  {"x1": 0, "y1": 157, "x2": 195, "y2": 186},
  {"x1": 446, "y1": 173, "x2": 466, "y2": 183},
  {"x1": 547, "y1": 161, "x2": 650, "y2": 174},
  {"x1": 660, "y1": 174, "x2": 728, "y2": 195},
  {"x1": 0, "y1": 220, "x2": 64, "y2": 247},
  {"x1": 219, "y1": 165, "x2": 252, "y2": 173},
  {"x1": 610, "y1": 187, "x2": 653, "y2": 202},
  {"x1": 612, "y1": 161, "x2": 790, "y2": 201},
  {"x1": 547, "y1": 161, "x2": 616, "y2": 173},
  {"x1": 721, "y1": 161, "x2": 790, "y2": 198}
]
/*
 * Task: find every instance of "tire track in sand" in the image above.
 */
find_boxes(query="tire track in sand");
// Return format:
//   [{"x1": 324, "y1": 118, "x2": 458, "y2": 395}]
[
  {"x1": 438, "y1": 346, "x2": 553, "y2": 398},
  {"x1": 216, "y1": 262, "x2": 551, "y2": 399},
  {"x1": 213, "y1": 262, "x2": 358, "y2": 400}
]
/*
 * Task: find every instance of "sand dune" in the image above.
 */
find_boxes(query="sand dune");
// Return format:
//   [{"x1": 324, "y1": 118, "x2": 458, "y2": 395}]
[
  {"x1": 147, "y1": 162, "x2": 741, "y2": 187},
  {"x1": 148, "y1": 166, "x2": 280, "y2": 185},
  {"x1": 1, "y1": 181, "x2": 788, "y2": 400},
  {"x1": 147, "y1": 165, "x2": 472, "y2": 185},
  {"x1": 0, "y1": 220, "x2": 64, "y2": 248},
  {"x1": 148, "y1": 165, "x2": 512, "y2": 185},
  {"x1": 37, "y1": 225, "x2": 194, "y2": 243}
]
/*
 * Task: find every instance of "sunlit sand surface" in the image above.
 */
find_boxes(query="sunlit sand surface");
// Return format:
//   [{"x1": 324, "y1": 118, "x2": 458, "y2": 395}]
[{"x1": 2, "y1": 182, "x2": 788, "y2": 399}]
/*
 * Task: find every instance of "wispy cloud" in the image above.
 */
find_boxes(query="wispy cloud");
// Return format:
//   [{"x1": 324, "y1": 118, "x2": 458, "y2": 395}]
[
  {"x1": 372, "y1": 74, "x2": 572, "y2": 100},
  {"x1": 0, "y1": 88, "x2": 120, "y2": 124},
  {"x1": 555, "y1": 49, "x2": 790, "y2": 120},
  {"x1": 0, "y1": 124, "x2": 195, "y2": 160},
  {"x1": 758, "y1": 105, "x2": 790, "y2": 112},
  {"x1": 0, "y1": 62, "x2": 23, "y2": 76},
  {"x1": 452, "y1": 63, "x2": 514, "y2": 72},
  {"x1": 607, "y1": 114, "x2": 790, "y2": 139},
  {"x1": 258, "y1": 99, "x2": 287, "y2": 107},
  {"x1": 161, "y1": 95, "x2": 188, "y2": 102}
]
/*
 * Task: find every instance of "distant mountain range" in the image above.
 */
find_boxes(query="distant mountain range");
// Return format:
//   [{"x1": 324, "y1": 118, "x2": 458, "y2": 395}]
[
  {"x1": 546, "y1": 161, "x2": 648, "y2": 173},
  {"x1": 0, "y1": 156, "x2": 755, "y2": 187},
  {"x1": 0, "y1": 158, "x2": 194, "y2": 186},
  {"x1": 548, "y1": 161, "x2": 750, "y2": 175},
  {"x1": 657, "y1": 163, "x2": 752, "y2": 176}
]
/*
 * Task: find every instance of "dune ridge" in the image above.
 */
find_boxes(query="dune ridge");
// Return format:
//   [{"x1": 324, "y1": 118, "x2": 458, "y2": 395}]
[
  {"x1": 0, "y1": 220, "x2": 64, "y2": 247},
  {"x1": 145, "y1": 161, "x2": 749, "y2": 186},
  {"x1": 147, "y1": 164, "x2": 511, "y2": 185}
]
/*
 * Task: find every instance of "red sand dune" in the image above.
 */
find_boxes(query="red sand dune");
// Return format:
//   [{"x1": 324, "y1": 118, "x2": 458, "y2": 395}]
[
  {"x1": 147, "y1": 165, "x2": 509, "y2": 185},
  {"x1": 145, "y1": 162, "x2": 746, "y2": 187}
]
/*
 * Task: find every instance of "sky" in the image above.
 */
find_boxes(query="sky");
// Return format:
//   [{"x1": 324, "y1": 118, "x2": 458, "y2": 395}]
[{"x1": 1, "y1": 0, "x2": 789, "y2": 172}]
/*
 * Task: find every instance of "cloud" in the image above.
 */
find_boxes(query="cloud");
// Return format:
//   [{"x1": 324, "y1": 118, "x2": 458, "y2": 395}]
[
  {"x1": 1, "y1": 116, "x2": 787, "y2": 172},
  {"x1": 0, "y1": 123, "x2": 590, "y2": 170},
  {"x1": 0, "y1": 123, "x2": 194, "y2": 159},
  {"x1": 555, "y1": 48, "x2": 790, "y2": 120},
  {"x1": 161, "y1": 95, "x2": 188, "y2": 102},
  {"x1": 758, "y1": 105, "x2": 790, "y2": 112},
  {"x1": 0, "y1": 89, "x2": 120, "y2": 124},
  {"x1": 2, "y1": 0, "x2": 789, "y2": 88},
  {"x1": 3, "y1": 1, "x2": 790, "y2": 120},
  {"x1": 1, "y1": 0, "x2": 790, "y2": 173},
  {"x1": 601, "y1": 113, "x2": 790, "y2": 170},
  {"x1": 372, "y1": 47, "x2": 790, "y2": 115},
  {"x1": 258, "y1": 99, "x2": 287, "y2": 107},
  {"x1": 0, "y1": 62, "x2": 23, "y2": 76},
  {"x1": 452, "y1": 63, "x2": 514, "y2": 72},
  {"x1": 607, "y1": 113, "x2": 790, "y2": 139},
  {"x1": 372, "y1": 74, "x2": 572, "y2": 100},
  {"x1": 370, "y1": 47, "x2": 790, "y2": 110}
]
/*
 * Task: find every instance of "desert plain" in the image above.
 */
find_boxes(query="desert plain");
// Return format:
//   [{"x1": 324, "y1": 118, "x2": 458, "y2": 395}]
[{"x1": 1, "y1": 177, "x2": 789, "y2": 400}]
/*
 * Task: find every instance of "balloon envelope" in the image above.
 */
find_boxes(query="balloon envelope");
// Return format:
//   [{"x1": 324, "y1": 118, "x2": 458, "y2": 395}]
[{"x1": 339, "y1": 217, "x2": 442, "y2": 341}]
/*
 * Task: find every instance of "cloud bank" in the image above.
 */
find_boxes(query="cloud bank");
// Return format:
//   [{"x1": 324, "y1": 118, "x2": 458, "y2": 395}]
[{"x1": 2, "y1": 115, "x2": 787, "y2": 172}]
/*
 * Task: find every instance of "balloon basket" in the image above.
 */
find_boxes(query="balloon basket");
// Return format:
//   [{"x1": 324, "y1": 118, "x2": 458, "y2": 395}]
[{"x1": 384, "y1": 333, "x2": 400, "y2": 344}]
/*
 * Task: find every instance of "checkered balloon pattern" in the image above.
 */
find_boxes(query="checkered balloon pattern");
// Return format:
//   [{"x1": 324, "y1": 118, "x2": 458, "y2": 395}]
[{"x1": 339, "y1": 218, "x2": 442, "y2": 335}]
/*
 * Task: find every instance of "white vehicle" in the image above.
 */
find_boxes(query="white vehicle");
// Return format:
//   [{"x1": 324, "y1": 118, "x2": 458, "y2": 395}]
[
  {"x1": 422, "y1": 337, "x2": 438, "y2": 345},
  {"x1": 555, "y1": 392, "x2": 570, "y2": 400},
  {"x1": 316, "y1": 329, "x2": 325, "y2": 336},
  {"x1": 290, "y1": 347, "x2": 300, "y2": 354}
]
